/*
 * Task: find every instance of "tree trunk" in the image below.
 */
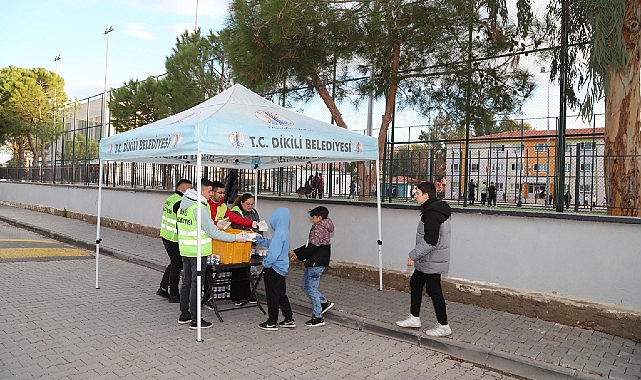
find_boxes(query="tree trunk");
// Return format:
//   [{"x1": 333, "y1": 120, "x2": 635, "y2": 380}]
[
  {"x1": 311, "y1": 72, "x2": 348, "y2": 129},
  {"x1": 604, "y1": 0, "x2": 641, "y2": 217}
]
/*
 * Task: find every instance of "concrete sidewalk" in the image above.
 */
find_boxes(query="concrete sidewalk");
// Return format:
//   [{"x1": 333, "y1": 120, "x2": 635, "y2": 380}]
[{"x1": 0, "y1": 204, "x2": 638, "y2": 379}]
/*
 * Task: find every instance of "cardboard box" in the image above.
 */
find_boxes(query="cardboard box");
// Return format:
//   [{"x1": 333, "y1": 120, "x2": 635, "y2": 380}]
[{"x1": 212, "y1": 228, "x2": 252, "y2": 264}]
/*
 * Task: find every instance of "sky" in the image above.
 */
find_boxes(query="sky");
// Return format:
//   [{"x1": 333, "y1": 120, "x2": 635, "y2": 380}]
[{"x1": 0, "y1": 0, "x2": 232, "y2": 99}]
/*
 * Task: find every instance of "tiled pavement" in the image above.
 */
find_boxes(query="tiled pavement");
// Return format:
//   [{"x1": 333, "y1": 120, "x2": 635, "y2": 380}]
[{"x1": 0, "y1": 204, "x2": 638, "y2": 379}]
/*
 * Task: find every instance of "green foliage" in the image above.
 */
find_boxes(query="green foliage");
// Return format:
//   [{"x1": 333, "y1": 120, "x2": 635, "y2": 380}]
[
  {"x1": 109, "y1": 77, "x2": 171, "y2": 133},
  {"x1": 59, "y1": 133, "x2": 99, "y2": 164},
  {"x1": 164, "y1": 29, "x2": 227, "y2": 113},
  {"x1": 538, "y1": 0, "x2": 629, "y2": 117},
  {"x1": 224, "y1": 0, "x2": 358, "y2": 102},
  {"x1": 0, "y1": 66, "x2": 67, "y2": 165}
]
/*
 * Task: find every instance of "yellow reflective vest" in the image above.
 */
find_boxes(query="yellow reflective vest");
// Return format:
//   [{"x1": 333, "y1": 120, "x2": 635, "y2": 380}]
[
  {"x1": 177, "y1": 202, "x2": 212, "y2": 257},
  {"x1": 159, "y1": 192, "x2": 182, "y2": 242}
]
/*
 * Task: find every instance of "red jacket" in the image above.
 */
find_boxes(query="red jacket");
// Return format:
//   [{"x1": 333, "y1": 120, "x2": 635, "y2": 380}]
[{"x1": 207, "y1": 199, "x2": 254, "y2": 228}]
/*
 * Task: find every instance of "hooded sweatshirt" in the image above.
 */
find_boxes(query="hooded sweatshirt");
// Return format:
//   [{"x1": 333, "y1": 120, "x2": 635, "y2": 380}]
[
  {"x1": 255, "y1": 208, "x2": 290, "y2": 276},
  {"x1": 179, "y1": 189, "x2": 235, "y2": 244},
  {"x1": 408, "y1": 198, "x2": 451, "y2": 274},
  {"x1": 293, "y1": 218, "x2": 334, "y2": 267}
]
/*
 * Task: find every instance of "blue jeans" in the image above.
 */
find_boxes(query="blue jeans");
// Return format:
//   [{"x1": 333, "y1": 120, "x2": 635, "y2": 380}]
[{"x1": 301, "y1": 266, "x2": 327, "y2": 317}]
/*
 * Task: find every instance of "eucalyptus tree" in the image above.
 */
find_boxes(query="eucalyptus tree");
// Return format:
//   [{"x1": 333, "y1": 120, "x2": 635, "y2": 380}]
[
  {"x1": 0, "y1": 66, "x2": 67, "y2": 168},
  {"x1": 539, "y1": 0, "x2": 640, "y2": 216}
]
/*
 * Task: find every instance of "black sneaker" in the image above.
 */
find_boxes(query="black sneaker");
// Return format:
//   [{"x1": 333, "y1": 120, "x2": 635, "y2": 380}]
[
  {"x1": 156, "y1": 288, "x2": 170, "y2": 299},
  {"x1": 321, "y1": 301, "x2": 334, "y2": 315},
  {"x1": 189, "y1": 319, "x2": 213, "y2": 329},
  {"x1": 168, "y1": 295, "x2": 180, "y2": 303},
  {"x1": 278, "y1": 319, "x2": 296, "y2": 328},
  {"x1": 305, "y1": 317, "x2": 325, "y2": 327},
  {"x1": 202, "y1": 298, "x2": 216, "y2": 311},
  {"x1": 258, "y1": 321, "x2": 278, "y2": 331},
  {"x1": 178, "y1": 314, "x2": 192, "y2": 324}
]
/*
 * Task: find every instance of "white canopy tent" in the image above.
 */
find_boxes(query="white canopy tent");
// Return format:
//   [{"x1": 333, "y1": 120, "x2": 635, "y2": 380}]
[{"x1": 98, "y1": 84, "x2": 382, "y2": 340}]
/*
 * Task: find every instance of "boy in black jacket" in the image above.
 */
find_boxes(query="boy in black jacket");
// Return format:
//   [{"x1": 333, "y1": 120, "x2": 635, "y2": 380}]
[{"x1": 289, "y1": 206, "x2": 335, "y2": 326}]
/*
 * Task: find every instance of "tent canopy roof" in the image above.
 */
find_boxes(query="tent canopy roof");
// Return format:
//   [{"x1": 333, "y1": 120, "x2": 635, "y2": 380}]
[{"x1": 99, "y1": 84, "x2": 378, "y2": 169}]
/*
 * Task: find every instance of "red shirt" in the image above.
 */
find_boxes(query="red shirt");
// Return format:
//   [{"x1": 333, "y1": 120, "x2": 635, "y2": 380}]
[{"x1": 207, "y1": 199, "x2": 254, "y2": 228}]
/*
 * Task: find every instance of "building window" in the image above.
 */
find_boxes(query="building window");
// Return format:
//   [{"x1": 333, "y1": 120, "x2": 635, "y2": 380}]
[
  {"x1": 451, "y1": 163, "x2": 460, "y2": 172},
  {"x1": 580, "y1": 163, "x2": 592, "y2": 171},
  {"x1": 565, "y1": 163, "x2": 571, "y2": 172},
  {"x1": 533, "y1": 163, "x2": 548, "y2": 172},
  {"x1": 511, "y1": 163, "x2": 523, "y2": 171},
  {"x1": 579, "y1": 184, "x2": 593, "y2": 192},
  {"x1": 491, "y1": 145, "x2": 505, "y2": 153},
  {"x1": 534, "y1": 143, "x2": 549, "y2": 153},
  {"x1": 581, "y1": 142, "x2": 596, "y2": 150},
  {"x1": 471, "y1": 163, "x2": 479, "y2": 172}
]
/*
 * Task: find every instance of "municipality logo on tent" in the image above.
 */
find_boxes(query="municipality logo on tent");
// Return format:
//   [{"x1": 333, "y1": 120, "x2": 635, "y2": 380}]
[
  {"x1": 255, "y1": 110, "x2": 294, "y2": 126},
  {"x1": 229, "y1": 131, "x2": 245, "y2": 149}
]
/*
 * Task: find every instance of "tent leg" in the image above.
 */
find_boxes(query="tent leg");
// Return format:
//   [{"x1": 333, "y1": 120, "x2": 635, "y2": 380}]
[
  {"x1": 95, "y1": 160, "x2": 104, "y2": 289},
  {"x1": 376, "y1": 158, "x2": 383, "y2": 291}
]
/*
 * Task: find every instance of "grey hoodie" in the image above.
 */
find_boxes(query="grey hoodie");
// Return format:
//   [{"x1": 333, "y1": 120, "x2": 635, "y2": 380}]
[{"x1": 408, "y1": 198, "x2": 451, "y2": 274}]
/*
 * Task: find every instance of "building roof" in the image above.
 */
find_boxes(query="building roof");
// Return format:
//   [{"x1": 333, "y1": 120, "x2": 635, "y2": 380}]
[{"x1": 471, "y1": 127, "x2": 605, "y2": 140}]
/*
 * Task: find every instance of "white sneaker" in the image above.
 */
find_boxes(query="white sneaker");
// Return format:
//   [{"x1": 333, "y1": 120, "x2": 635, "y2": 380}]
[
  {"x1": 424, "y1": 323, "x2": 452, "y2": 337},
  {"x1": 395, "y1": 315, "x2": 421, "y2": 328}
]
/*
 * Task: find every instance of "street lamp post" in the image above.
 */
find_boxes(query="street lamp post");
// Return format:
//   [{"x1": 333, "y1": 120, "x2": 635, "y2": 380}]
[
  {"x1": 97, "y1": 25, "x2": 113, "y2": 290},
  {"x1": 52, "y1": 54, "x2": 61, "y2": 183},
  {"x1": 102, "y1": 25, "x2": 113, "y2": 139}
]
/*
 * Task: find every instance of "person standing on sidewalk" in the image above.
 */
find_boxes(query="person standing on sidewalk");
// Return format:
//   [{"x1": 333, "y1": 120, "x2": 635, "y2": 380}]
[
  {"x1": 254, "y1": 208, "x2": 295, "y2": 331},
  {"x1": 316, "y1": 173, "x2": 325, "y2": 199},
  {"x1": 396, "y1": 181, "x2": 452, "y2": 337},
  {"x1": 177, "y1": 179, "x2": 248, "y2": 330},
  {"x1": 480, "y1": 181, "x2": 488, "y2": 206},
  {"x1": 290, "y1": 206, "x2": 335, "y2": 327},
  {"x1": 487, "y1": 181, "x2": 497, "y2": 207},
  {"x1": 157, "y1": 179, "x2": 193, "y2": 303}
]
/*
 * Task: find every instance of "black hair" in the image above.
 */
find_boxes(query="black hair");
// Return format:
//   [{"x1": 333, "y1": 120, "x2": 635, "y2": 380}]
[
  {"x1": 417, "y1": 181, "x2": 437, "y2": 199},
  {"x1": 176, "y1": 179, "x2": 192, "y2": 189},
  {"x1": 211, "y1": 180, "x2": 225, "y2": 190},
  {"x1": 309, "y1": 206, "x2": 329, "y2": 219},
  {"x1": 201, "y1": 178, "x2": 215, "y2": 188}
]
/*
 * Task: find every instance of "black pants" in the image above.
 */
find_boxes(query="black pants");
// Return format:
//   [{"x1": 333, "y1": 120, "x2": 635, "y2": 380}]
[
  {"x1": 409, "y1": 270, "x2": 448, "y2": 325},
  {"x1": 180, "y1": 256, "x2": 208, "y2": 320},
  {"x1": 160, "y1": 238, "x2": 182, "y2": 296},
  {"x1": 263, "y1": 267, "x2": 293, "y2": 324},
  {"x1": 230, "y1": 267, "x2": 252, "y2": 301}
]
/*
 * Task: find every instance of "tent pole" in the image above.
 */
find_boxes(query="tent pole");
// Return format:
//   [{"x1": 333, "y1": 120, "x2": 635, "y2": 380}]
[
  {"x1": 95, "y1": 160, "x2": 104, "y2": 289},
  {"x1": 376, "y1": 158, "x2": 383, "y2": 291},
  {"x1": 254, "y1": 169, "x2": 259, "y2": 207},
  {"x1": 195, "y1": 135, "x2": 203, "y2": 342}
]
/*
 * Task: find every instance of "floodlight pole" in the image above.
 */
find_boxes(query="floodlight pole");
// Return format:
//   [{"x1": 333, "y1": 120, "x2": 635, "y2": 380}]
[{"x1": 96, "y1": 25, "x2": 113, "y2": 289}]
